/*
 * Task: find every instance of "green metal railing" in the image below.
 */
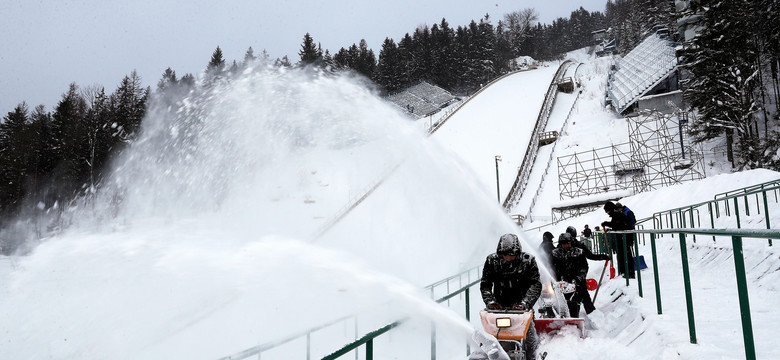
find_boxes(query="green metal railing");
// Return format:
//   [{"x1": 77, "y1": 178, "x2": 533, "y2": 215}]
[
  {"x1": 713, "y1": 179, "x2": 780, "y2": 202},
  {"x1": 221, "y1": 180, "x2": 780, "y2": 359},
  {"x1": 322, "y1": 267, "x2": 482, "y2": 360},
  {"x1": 651, "y1": 181, "x2": 780, "y2": 246},
  {"x1": 610, "y1": 228, "x2": 780, "y2": 360},
  {"x1": 218, "y1": 266, "x2": 481, "y2": 360}
]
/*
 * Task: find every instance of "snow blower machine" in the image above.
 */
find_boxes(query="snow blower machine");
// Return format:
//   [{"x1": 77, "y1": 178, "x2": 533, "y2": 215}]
[
  {"x1": 469, "y1": 281, "x2": 589, "y2": 359},
  {"x1": 534, "y1": 280, "x2": 586, "y2": 337},
  {"x1": 470, "y1": 309, "x2": 535, "y2": 360}
]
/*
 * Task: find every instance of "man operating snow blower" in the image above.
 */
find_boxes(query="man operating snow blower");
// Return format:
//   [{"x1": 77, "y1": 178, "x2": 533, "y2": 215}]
[{"x1": 473, "y1": 233, "x2": 541, "y2": 360}]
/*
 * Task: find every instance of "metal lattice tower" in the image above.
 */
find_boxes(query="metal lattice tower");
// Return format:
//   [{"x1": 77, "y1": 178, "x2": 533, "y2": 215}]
[
  {"x1": 553, "y1": 109, "x2": 705, "y2": 222},
  {"x1": 627, "y1": 110, "x2": 705, "y2": 189}
]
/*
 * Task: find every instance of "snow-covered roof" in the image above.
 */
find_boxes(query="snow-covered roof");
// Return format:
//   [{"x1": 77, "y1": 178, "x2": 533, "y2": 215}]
[
  {"x1": 387, "y1": 81, "x2": 460, "y2": 118},
  {"x1": 607, "y1": 32, "x2": 677, "y2": 114},
  {"x1": 551, "y1": 189, "x2": 635, "y2": 209}
]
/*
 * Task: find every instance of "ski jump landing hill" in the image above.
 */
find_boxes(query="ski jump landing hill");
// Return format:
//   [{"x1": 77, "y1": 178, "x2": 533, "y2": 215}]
[
  {"x1": 432, "y1": 61, "x2": 575, "y2": 216},
  {"x1": 313, "y1": 62, "x2": 573, "y2": 238}
]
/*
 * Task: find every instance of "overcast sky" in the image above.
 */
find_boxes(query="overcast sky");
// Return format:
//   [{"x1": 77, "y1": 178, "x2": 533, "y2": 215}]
[{"x1": 0, "y1": 0, "x2": 607, "y2": 114}]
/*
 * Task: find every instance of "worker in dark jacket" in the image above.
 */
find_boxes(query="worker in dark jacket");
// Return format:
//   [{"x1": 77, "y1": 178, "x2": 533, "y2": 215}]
[
  {"x1": 564, "y1": 226, "x2": 608, "y2": 314},
  {"x1": 481, "y1": 233, "x2": 542, "y2": 310},
  {"x1": 537, "y1": 231, "x2": 555, "y2": 277},
  {"x1": 582, "y1": 225, "x2": 592, "y2": 239},
  {"x1": 480, "y1": 233, "x2": 541, "y2": 359},
  {"x1": 566, "y1": 226, "x2": 610, "y2": 262},
  {"x1": 551, "y1": 233, "x2": 591, "y2": 317},
  {"x1": 601, "y1": 201, "x2": 637, "y2": 278}
]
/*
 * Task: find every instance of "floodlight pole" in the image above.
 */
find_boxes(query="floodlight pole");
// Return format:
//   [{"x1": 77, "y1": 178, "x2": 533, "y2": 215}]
[
  {"x1": 679, "y1": 113, "x2": 688, "y2": 159},
  {"x1": 495, "y1": 155, "x2": 502, "y2": 204}
]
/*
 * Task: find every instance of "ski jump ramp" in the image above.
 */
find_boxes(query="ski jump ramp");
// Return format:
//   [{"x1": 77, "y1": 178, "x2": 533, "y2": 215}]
[{"x1": 433, "y1": 61, "x2": 575, "y2": 211}]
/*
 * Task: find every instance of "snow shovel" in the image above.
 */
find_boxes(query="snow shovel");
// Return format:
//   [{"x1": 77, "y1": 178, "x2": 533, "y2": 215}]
[
  {"x1": 592, "y1": 260, "x2": 610, "y2": 303},
  {"x1": 602, "y1": 227, "x2": 615, "y2": 279}
]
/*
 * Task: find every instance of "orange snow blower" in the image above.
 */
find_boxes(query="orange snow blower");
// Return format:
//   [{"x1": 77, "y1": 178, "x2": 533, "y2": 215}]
[{"x1": 470, "y1": 309, "x2": 535, "y2": 360}]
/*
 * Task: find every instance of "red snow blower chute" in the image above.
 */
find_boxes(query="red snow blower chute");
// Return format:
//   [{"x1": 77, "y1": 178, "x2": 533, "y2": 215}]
[{"x1": 534, "y1": 281, "x2": 586, "y2": 337}]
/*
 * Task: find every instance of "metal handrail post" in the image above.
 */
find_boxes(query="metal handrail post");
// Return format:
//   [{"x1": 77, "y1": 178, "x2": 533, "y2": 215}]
[
  {"x1": 763, "y1": 190, "x2": 772, "y2": 246},
  {"x1": 708, "y1": 202, "x2": 716, "y2": 242},
  {"x1": 744, "y1": 192, "x2": 750, "y2": 216},
  {"x1": 447, "y1": 281, "x2": 451, "y2": 306},
  {"x1": 465, "y1": 288, "x2": 471, "y2": 357},
  {"x1": 634, "y1": 234, "x2": 643, "y2": 297},
  {"x1": 731, "y1": 235, "x2": 756, "y2": 360},
  {"x1": 650, "y1": 233, "x2": 662, "y2": 314},
  {"x1": 355, "y1": 318, "x2": 359, "y2": 360},
  {"x1": 366, "y1": 339, "x2": 373, "y2": 360},
  {"x1": 322, "y1": 321, "x2": 402, "y2": 360},
  {"x1": 734, "y1": 198, "x2": 742, "y2": 228},
  {"x1": 714, "y1": 199, "x2": 720, "y2": 218},
  {"x1": 623, "y1": 235, "x2": 630, "y2": 286},
  {"x1": 678, "y1": 209, "x2": 683, "y2": 230},
  {"x1": 678, "y1": 232, "x2": 697, "y2": 344},
  {"x1": 689, "y1": 207, "x2": 696, "y2": 243},
  {"x1": 725, "y1": 198, "x2": 731, "y2": 216},
  {"x1": 755, "y1": 191, "x2": 760, "y2": 214},
  {"x1": 431, "y1": 322, "x2": 436, "y2": 360},
  {"x1": 306, "y1": 333, "x2": 311, "y2": 360}
]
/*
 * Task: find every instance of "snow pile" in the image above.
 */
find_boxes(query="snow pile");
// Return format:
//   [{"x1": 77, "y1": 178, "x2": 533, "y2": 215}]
[{"x1": 0, "y1": 67, "x2": 521, "y2": 359}]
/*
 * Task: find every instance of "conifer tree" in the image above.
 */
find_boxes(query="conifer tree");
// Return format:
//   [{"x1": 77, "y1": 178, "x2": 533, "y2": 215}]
[
  {"x1": 410, "y1": 25, "x2": 433, "y2": 82},
  {"x1": 396, "y1": 33, "x2": 414, "y2": 88},
  {"x1": 0, "y1": 103, "x2": 31, "y2": 212},
  {"x1": 322, "y1": 49, "x2": 336, "y2": 71},
  {"x1": 430, "y1": 19, "x2": 455, "y2": 89},
  {"x1": 51, "y1": 83, "x2": 90, "y2": 195},
  {"x1": 259, "y1": 49, "x2": 271, "y2": 64},
  {"x1": 358, "y1": 40, "x2": 377, "y2": 77},
  {"x1": 109, "y1": 71, "x2": 148, "y2": 166},
  {"x1": 243, "y1": 46, "x2": 256, "y2": 64},
  {"x1": 275, "y1": 56, "x2": 292, "y2": 68},
  {"x1": 375, "y1": 38, "x2": 401, "y2": 92},
  {"x1": 207, "y1": 46, "x2": 226, "y2": 72},
  {"x1": 298, "y1": 33, "x2": 322, "y2": 66},
  {"x1": 179, "y1": 73, "x2": 196, "y2": 88},
  {"x1": 156, "y1": 67, "x2": 178, "y2": 93},
  {"x1": 333, "y1": 47, "x2": 352, "y2": 70},
  {"x1": 683, "y1": 0, "x2": 763, "y2": 168}
]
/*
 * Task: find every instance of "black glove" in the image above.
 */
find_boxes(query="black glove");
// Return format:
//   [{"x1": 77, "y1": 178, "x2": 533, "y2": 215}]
[
  {"x1": 487, "y1": 301, "x2": 502, "y2": 310},
  {"x1": 597, "y1": 254, "x2": 611, "y2": 261},
  {"x1": 601, "y1": 221, "x2": 608, "y2": 228}
]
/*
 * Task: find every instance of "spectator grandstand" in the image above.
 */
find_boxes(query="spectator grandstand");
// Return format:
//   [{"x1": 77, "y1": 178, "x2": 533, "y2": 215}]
[
  {"x1": 606, "y1": 30, "x2": 679, "y2": 114},
  {"x1": 387, "y1": 81, "x2": 460, "y2": 119}
]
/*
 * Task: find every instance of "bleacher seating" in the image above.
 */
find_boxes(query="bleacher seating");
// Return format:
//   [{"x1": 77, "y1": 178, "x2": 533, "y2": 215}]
[
  {"x1": 387, "y1": 82, "x2": 460, "y2": 118},
  {"x1": 607, "y1": 32, "x2": 677, "y2": 114}
]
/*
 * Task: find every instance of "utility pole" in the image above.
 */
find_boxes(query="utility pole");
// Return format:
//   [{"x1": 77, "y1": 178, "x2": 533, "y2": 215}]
[
  {"x1": 495, "y1": 155, "x2": 502, "y2": 204},
  {"x1": 679, "y1": 112, "x2": 688, "y2": 159}
]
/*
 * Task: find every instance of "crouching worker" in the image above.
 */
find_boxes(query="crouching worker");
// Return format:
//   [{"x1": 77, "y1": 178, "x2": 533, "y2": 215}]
[
  {"x1": 551, "y1": 233, "x2": 591, "y2": 317},
  {"x1": 480, "y1": 233, "x2": 541, "y2": 359}
]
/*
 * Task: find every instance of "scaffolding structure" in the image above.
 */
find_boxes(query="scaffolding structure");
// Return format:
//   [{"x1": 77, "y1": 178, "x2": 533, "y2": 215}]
[{"x1": 553, "y1": 109, "x2": 705, "y2": 222}]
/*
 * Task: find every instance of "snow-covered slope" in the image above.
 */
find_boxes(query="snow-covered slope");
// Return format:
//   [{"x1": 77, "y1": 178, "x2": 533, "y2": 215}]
[{"x1": 0, "y1": 52, "x2": 778, "y2": 360}]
